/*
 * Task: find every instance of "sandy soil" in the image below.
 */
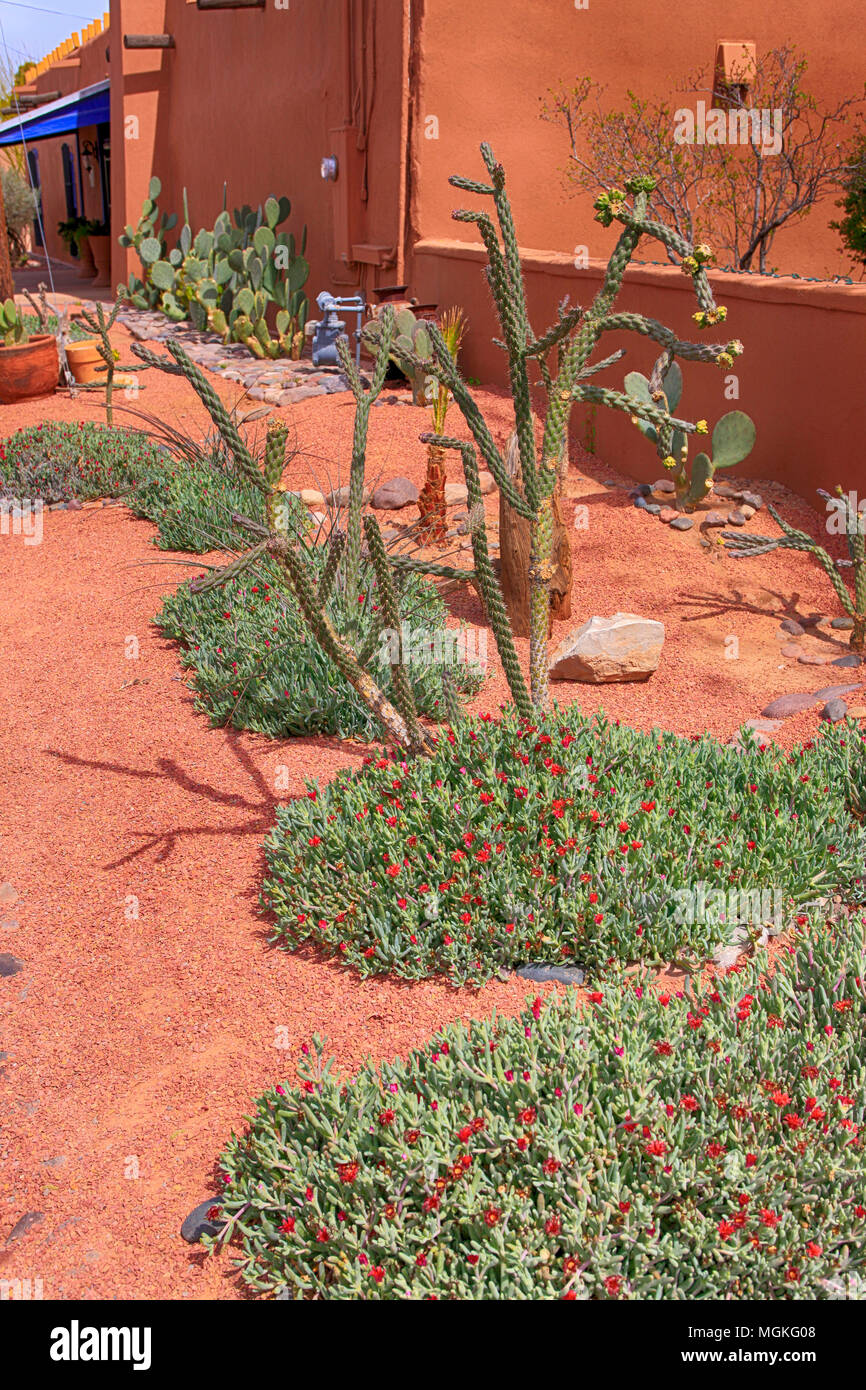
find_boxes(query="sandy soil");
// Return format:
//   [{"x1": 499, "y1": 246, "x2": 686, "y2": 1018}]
[{"x1": 0, "y1": 327, "x2": 861, "y2": 1299}]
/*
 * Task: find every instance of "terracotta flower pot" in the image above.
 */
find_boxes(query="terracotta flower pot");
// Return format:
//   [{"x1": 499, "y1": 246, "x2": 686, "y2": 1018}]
[
  {"x1": 65, "y1": 338, "x2": 103, "y2": 384},
  {"x1": 0, "y1": 334, "x2": 59, "y2": 404},
  {"x1": 75, "y1": 236, "x2": 97, "y2": 279},
  {"x1": 88, "y1": 235, "x2": 111, "y2": 288}
]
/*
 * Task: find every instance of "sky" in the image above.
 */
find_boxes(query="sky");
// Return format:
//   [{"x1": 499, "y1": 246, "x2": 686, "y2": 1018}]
[{"x1": 0, "y1": 0, "x2": 106, "y2": 77}]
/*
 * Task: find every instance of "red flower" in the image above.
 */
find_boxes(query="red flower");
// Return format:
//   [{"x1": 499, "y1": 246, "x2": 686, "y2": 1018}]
[
  {"x1": 604, "y1": 1275, "x2": 621, "y2": 1297},
  {"x1": 484, "y1": 1207, "x2": 501, "y2": 1227}
]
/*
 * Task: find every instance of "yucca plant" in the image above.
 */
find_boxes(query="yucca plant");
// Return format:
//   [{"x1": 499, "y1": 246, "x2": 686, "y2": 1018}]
[{"x1": 418, "y1": 307, "x2": 467, "y2": 542}]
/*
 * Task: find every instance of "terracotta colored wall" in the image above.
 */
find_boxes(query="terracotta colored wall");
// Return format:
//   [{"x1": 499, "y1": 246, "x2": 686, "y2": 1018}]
[
  {"x1": 22, "y1": 35, "x2": 110, "y2": 267},
  {"x1": 111, "y1": 0, "x2": 408, "y2": 302},
  {"x1": 408, "y1": 0, "x2": 865, "y2": 280},
  {"x1": 413, "y1": 239, "x2": 866, "y2": 500}
]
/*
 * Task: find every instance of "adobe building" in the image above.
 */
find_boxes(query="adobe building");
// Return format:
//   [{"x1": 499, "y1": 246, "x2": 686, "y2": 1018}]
[{"x1": 1, "y1": 0, "x2": 864, "y2": 499}]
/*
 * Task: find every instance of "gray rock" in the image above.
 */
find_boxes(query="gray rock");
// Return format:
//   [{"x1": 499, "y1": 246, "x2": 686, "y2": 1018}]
[
  {"x1": 811, "y1": 682, "x2": 865, "y2": 700},
  {"x1": 760, "y1": 692, "x2": 818, "y2": 718},
  {"x1": 739, "y1": 491, "x2": 763, "y2": 510},
  {"x1": 821, "y1": 698, "x2": 848, "y2": 723},
  {"x1": 831, "y1": 616, "x2": 855, "y2": 631},
  {"x1": 633, "y1": 495, "x2": 651, "y2": 511},
  {"x1": 798, "y1": 652, "x2": 833, "y2": 666},
  {"x1": 701, "y1": 511, "x2": 728, "y2": 528},
  {"x1": 0, "y1": 954, "x2": 23, "y2": 977},
  {"x1": 630, "y1": 483, "x2": 652, "y2": 498},
  {"x1": 670, "y1": 515, "x2": 694, "y2": 531},
  {"x1": 181, "y1": 1198, "x2": 224, "y2": 1244},
  {"x1": 653, "y1": 478, "x2": 676, "y2": 494},
  {"x1": 549, "y1": 612, "x2": 664, "y2": 684},
  {"x1": 0, "y1": 883, "x2": 18, "y2": 905},
  {"x1": 780, "y1": 618, "x2": 805, "y2": 636},
  {"x1": 66, "y1": 498, "x2": 83, "y2": 511},
  {"x1": 371, "y1": 477, "x2": 419, "y2": 510},
  {"x1": 5, "y1": 1211, "x2": 44, "y2": 1244},
  {"x1": 832, "y1": 654, "x2": 862, "y2": 668},
  {"x1": 515, "y1": 963, "x2": 585, "y2": 986},
  {"x1": 727, "y1": 508, "x2": 748, "y2": 526},
  {"x1": 644, "y1": 502, "x2": 661, "y2": 515},
  {"x1": 742, "y1": 717, "x2": 783, "y2": 734},
  {"x1": 713, "y1": 483, "x2": 741, "y2": 499}
]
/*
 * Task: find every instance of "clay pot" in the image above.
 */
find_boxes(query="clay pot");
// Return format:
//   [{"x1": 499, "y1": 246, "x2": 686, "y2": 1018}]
[
  {"x1": 0, "y1": 334, "x2": 59, "y2": 404},
  {"x1": 88, "y1": 235, "x2": 111, "y2": 288},
  {"x1": 65, "y1": 338, "x2": 103, "y2": 384},
  {"x1": 75, "y1": 236, "x2": 97, "y2": 279}
]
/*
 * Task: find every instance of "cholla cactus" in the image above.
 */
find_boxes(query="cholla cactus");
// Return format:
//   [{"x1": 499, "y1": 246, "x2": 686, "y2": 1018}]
[
  {"x1": 723, "y1": 488, "x2": 866, "y2": 652},
  {"x1": 77, "y1": 293, "x2": 148, "y2": 425},
  {"x1": 397, "y1": 146, "x2": 743, "y2": 711}
]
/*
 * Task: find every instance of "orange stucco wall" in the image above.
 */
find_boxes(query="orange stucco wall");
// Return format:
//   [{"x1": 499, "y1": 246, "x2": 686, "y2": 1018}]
[
  {"x1": 110, "y1": 0, "x2": 408, "y2": 300},
  {"x1": 407, "y1": 0, "x2": 865, "y2": 280}
]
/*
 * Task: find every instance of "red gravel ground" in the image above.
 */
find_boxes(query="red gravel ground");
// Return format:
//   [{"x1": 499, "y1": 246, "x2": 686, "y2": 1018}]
[{"x1": 0, "y1": 320, "x2": 862, "y2": 1299}]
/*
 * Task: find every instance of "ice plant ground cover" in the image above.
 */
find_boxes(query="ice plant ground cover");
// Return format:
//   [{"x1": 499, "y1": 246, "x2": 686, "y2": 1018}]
[
  {"x1": 158, "y1": 559, "x2": 484, "y2": 741},
  {"x1": 208, "y1": 915, "x2": 866, "y2": 1300},
  {"x1": 0, "y1": 421, "x2": 165, "y2": 505},
  {"x1": 262, "y1": 707, "x2": 866, "y2": 984}
]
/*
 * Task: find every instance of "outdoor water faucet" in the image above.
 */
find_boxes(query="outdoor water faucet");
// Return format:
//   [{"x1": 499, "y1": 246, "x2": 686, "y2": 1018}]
[{"x1": 312, "y1": 292, "x2": 365, "y2": 369}]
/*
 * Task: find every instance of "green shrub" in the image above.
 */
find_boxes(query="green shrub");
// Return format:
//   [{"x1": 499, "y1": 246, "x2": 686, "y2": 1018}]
[
  {"x1": 209, "y1": 916, "x2": 866, "y2": 1299},
  {"x1": 263, "y1": 708, "x2": 866, "y2": 984},
  {"x1": 0, "y1": 420, "x2": 163, "y2": 504},
  {"x1": 158, "y1": 556, "x2": 485, "y2": 741}
]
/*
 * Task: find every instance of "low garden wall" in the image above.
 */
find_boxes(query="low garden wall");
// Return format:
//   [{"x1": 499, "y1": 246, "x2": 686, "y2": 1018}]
[{"x1": 412, "y1": 238, "x2": 866, "y2": 504}]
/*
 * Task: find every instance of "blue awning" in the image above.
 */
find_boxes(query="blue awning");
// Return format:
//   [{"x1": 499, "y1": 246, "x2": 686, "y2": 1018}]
[{"x1": 0, "y1": 80, "x2": 110, "y2": 147}]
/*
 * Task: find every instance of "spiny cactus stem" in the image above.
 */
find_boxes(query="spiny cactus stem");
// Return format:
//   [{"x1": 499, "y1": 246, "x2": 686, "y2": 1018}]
[
  {"x1": 161, "y1": 339, "x2": 266, "y2": 493},
  {"x1": 266, "y1": 534, "x2": 426, "y2": 755},
  {"x1": 363, "y1": 515, "x2": 431, "y2": 752}
]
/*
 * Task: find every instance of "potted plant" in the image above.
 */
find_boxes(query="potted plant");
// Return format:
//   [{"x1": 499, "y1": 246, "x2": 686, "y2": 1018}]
[
  {"x1": 57, "y1": 215, "x2": 98, "y2": 278},
  {"x1": 0, "y1": 299, "x2": 59, "y2": 403}
]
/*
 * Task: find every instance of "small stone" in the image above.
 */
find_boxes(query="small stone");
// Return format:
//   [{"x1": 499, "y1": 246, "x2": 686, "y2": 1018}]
[
  {"x1": 66, "y1": 498, "x2": 83, "y2": 511},
  {"x1": 549, "y1": 612, "x2": 664, "y2": 684},
  {"x1": 832, "y1": 653, "x2": 862, "y2": 668},
  {"x1": 670, "y1": 515, "x2": 694, "y2": 531},
  {"x1": 371, "y1": 477, "x2": 419, "y2": 510},
  {"x1": 326, "y1": 485, "x2": 370, "y2": 508},
  {"x1": 653, "y1": 478, "x2": 676, "y2": 494},
  {"x1": 0, "y1": 883, "x2": 18, "y2": 905},
  {"x1": 5, "y1": 1212, "x2": 44, "y2": 1244},
  {"x1": 727, "y1": 508, "x2": 748, "y2": 526},
  {"x1": 821, "y1": 698, "x2": 848, "y2": 723},
  {"x1": 738, "y1": 504, "x2": 756, "y2": 520},
  {"x1": 181, "y1": 1198, "x2": 224, "y2": 1244},
  {"x1": 515, "y1": 963, "x2": 585, "y2": 986},
  {"x1": 739, "y1": 490, "x2": 763, "y2": 510},
  {"x1": 811, "y1": 682, "x2": 865, "y2": 700},
  {"x1": 630, "y1": 483, "x2": 652, "y2": 498},
  {"x1": 742, "y1": 717, "x2": 783, "y2": 734},
  {"x1": 633, "y1": 495, "x2": 650, "y2": 511},
  {"x1": 761, "y1": 692, "x2": 818, "y2": 718},
  {"x1": 780, "y1": 618, "x2": 805, "y2": 636},
  {"x1": 831, "y1": 616, "x2": 855, "y2": 631},
  {"x1": 846, "y1": 705, "x2": 866, "y2": 718},
  {"x1": 701, "y1": 511, "x2": 728, "y2": 528},
  {"x1": 280, "y1": 384, "x2": 321, "y2": 404},
  {"x1": 477, "y1": 472, "x2": 496, "y2": 495},
  {"x1": 712, "y1": 483, "x2": 741, "y2": 500},
  {"x1": 644, "y1": 502, "x2": 661, "y2": 515},
  {"x1": 299, "y1": 488, "x2": 326, "y2": 507},
  {"x1": 658, "y1": 506, "x2": 678, "y2": 523},
  {"x1": 780, "y1": 644, "x2": 803, "y2": 658},
  {"x1": 42, "y1": 1155, "x2": 67, "y2": 1169},
  {"x1": 602, "y1": 479, "x2": 617, "y2": 488},
  {"x1": 444, "y1": 482, "x2": 469, "y2": 506},
  {"x1": 0, "y1": 954, "x2": 23, "y2": 977}
]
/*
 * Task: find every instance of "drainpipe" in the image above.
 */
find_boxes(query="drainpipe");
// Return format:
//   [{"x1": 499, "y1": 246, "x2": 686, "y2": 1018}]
[{"x1": 395, "y1": 0, "x2": 411, "y2": 285}]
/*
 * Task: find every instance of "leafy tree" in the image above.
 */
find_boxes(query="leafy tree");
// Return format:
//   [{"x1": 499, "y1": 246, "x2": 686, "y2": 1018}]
[{"x1": 831, "y1": 133, "x2": 866, "y2": 271}]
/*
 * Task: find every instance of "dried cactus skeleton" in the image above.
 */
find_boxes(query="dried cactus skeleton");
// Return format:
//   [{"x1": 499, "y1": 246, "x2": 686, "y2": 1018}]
[{"x1": 723, "y1": 488, "x2": 866, "y2": 652}]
